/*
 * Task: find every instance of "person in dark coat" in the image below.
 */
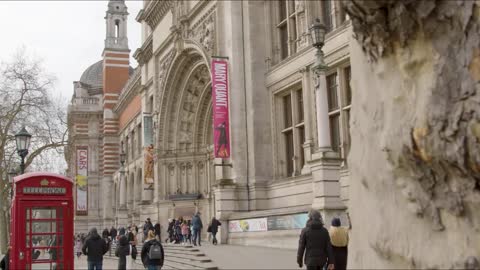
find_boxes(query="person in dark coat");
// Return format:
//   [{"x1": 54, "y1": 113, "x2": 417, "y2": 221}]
[
  {"x1": 119, "y1": 227, "x2": 125, "y2": 237},
  {"x1": 82, "y1": 227, "x2": 109, "y2": 270},
  {"x1": 297, "y1": 210, "x2": 335, "y2": 270},
  {"x1": 102, "y1": 228, "x2": 110, "y2": 239},
  {"x1": 154, "y1": 222, "x2": 161, "y2": 241},
  {"x1": 115, "y1": 235, "x2": 130, "y2": 270},
  {"x1": 0, "y1": 246, "x2": 10, "y2": 270},
  {"x1": 209, "y1": 217, "x2": 222, "y2": 245},
  {"x1": 141, "y1": 230, "x2": 164, "y2": 270},
  {"x1": 166, "y1": 219, "x2": 175, "y2": 243},
  {"x1": 191, "y1": 212, "x2": 203, "y2": 246},
  {"x1": 110, "y1": 226, "x2": 118, "y2": 241},
  {"x1": 143, "y1": 218, "x2": 154, "y2": 239}
]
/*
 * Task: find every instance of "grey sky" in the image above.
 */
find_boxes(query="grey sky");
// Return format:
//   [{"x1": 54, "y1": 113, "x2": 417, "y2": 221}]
[{"x1": 0, "y1": 0, "x2": 142, "y2": 100}]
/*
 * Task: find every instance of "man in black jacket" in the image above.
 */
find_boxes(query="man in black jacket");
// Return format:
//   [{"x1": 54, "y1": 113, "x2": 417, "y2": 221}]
[
  {"x1": 82, "y1": 227, "x2": 109, "y2": 270},
  {"x1": 297, "y1": 210, "x2": 335, "y2": 270}
]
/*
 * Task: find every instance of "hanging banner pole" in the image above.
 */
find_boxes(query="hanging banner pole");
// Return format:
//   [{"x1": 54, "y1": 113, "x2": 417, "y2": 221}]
[{"x1": 211, "y1": 57, "x2": 231, "y2": 158}]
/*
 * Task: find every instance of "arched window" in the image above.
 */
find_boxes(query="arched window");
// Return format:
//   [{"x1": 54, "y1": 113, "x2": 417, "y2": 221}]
[{"x1": 115, "y1": 20, "x2": 120, "y2": 42}]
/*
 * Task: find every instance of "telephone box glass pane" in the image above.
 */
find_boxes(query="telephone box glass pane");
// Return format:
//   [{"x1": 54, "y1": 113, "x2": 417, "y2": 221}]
[
  {"x1": 32, "y1": 221, "x2": 56, "y2": 233},
  {"x1": 31, "y1": 208, "x2": 56, "y2": 219}
]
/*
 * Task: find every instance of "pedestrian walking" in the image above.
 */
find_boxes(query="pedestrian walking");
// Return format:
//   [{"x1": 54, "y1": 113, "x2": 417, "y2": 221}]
[
  {"x1": 75, "y1": 236, "x2": 83, "y2": 259},
  {"x1": 110, "y1": 226, "x2": 118, "y2": 242},
  {"x1": 166, "y1": 219, "x2": 175, "y2": 243},
  {"x1": 191, "y1": 212, "x2": 203, "y2": 246},
  {"x1": 209, "y1": 217, "x2": 222, "y2": 245},
  {"x1": 297, "y1": 210, "x2": 334, "y2": 270},
  {"x1": 102, "y1": 228, "x2": 110, "y2": 239},
  {"x1": 115, "y1": 235, "x2": 130, "y2": 270},
  {"x1": 141, "y1": 230, "x2": 165, "y2": 270},
  {"x1": 143, "y1": 218, "x2": 154, "y2": 240},
  {"x1": 181, "y1": 220, "x2": 189, "y2": 245},
  {"x1": 154, "y1": 222, "x2": 161, "y2": 242},
  {"x1": 187, "y1": 220, "x2": 192, "y2": 244},
  {"x1": 174, "y1": 217, "x2": 183, "y2": 244},
  {"x1": 328, "y1": 217, "x2": 350, "y2": 270},
  {"x1": 82, "y1": 227, "x2": 109, "y2": 270},
  {"x1": 119, "y1": 227, "x2": 126, "y2": 237},
  {"x1": 126, "y1": 227, "x2": 137, "y2": 269}
]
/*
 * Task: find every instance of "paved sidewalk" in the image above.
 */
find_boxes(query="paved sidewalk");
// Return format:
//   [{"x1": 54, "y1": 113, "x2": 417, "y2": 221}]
[{"x1": 199, "y1": 244, "x2": 298, "y2": 269}]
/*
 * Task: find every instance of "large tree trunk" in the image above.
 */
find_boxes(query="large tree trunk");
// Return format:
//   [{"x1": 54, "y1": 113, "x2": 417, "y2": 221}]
[
  {"x1": 345, "y1": 0, "x2": 480, "y2": 268},
  {"x1": 0, "y1": 182, "x2": 8, "y2": 254}
]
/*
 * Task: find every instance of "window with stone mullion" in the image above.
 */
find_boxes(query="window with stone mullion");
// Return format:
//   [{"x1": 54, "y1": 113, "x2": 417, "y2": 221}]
[
  {"x1": 276, "y1": 0, "x2": 298, "y2": 60},
  {"x1": 281, "y1": 88, "x2": 305, "y2": 177},
  {"x1": 341, "y1": 66, "x2": 352, "y2": 164}
]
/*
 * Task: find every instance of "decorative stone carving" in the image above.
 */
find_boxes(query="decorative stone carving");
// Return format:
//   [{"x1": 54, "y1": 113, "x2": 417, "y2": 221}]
[{"x1": 189, "y1": 9, "x2": 216, "y2": 55}]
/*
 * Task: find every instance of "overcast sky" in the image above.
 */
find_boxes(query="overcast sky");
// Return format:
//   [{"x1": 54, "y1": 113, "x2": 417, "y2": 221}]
[{"x1": 0, "y1": 0, "x2": 143, "y2": 100}]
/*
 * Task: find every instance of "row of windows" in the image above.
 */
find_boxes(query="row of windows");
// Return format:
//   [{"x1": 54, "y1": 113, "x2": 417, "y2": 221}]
[
  {"x1": 281, "y1": 65, "x2": 351, "y2": 177},
  {"x1": 274, "y1": 0, "x2": 348, "y2": 62}
]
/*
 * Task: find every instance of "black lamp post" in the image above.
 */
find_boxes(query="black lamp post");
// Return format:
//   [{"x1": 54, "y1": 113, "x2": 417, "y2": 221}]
[
  {"x1": 8, "y1": 168, "x2": 17, "y2": 199},
  {"x1": 309, "y1": 18, "x2": 328, "y2": 70},
  {"x1": 15, "y1": 127, "x2": 32, "y2": 174},
  {"x1": 120, "y1": 150, "x2": 126, "y2": 167}
]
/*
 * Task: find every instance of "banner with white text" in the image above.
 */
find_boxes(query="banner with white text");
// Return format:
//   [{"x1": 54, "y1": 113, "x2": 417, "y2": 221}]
[
  {"x1": 76, "y1": 148, "x2": 88, "y2": 215},
  {"x1": 211, "y1": 58, "x2": 231, "y2": 158}
]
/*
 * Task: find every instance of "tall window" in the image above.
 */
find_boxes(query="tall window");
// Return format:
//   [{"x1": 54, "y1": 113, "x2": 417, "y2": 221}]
[
  {"x1": 137, "y1": 124, "x2": 142, "y2": 156},
  {"x1": 277, "y1": 0, "x2": 298, "y2": 60},
  {"x1": 322, "y1": 0, "x2": 333, "y2": 32},
  {"x1": 281, "y1": 88, "x2": 305, "y2": 177},
  {"x1": 326, "y1": 66, "x2": 352, "y2": 165}
]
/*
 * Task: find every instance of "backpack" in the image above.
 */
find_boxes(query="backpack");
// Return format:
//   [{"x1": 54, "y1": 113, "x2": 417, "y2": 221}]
[{"x1": 148, "y1": 241, "x2": 163, "y2": 260}]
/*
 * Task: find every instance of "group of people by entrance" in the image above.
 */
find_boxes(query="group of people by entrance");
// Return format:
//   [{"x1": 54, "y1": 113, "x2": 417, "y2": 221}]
[
  {"x1": 166, "y1": 212, "x2": 222, "y2": 246},
  {"x1": 297, "y1": 210, "x2": 350, "y2": 270}
]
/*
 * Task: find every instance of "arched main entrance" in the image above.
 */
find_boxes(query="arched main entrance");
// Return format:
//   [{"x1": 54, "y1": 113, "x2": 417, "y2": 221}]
[{"x1": 156, "y1": 47, "x2": 214, "y2": 220}]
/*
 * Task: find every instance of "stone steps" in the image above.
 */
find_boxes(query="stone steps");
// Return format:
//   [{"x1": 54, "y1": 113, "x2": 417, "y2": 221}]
[{"x1": 109, "y1": 242, "x2": 218, "y2": 270}]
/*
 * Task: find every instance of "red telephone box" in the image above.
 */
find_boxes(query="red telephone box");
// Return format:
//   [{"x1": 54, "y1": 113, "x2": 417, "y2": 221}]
[{"x1": 10, "y1": 172, "x2": 74, "y2": 270}]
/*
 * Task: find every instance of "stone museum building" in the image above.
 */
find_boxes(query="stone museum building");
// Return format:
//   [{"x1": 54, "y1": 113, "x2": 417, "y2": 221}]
[{"x1": 67, "y1": 0, "x2": 352, "y2": 248}]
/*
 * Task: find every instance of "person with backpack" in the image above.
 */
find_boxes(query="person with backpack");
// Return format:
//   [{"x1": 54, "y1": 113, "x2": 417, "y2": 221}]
[
  {"x1": 141, "y1": 230, "x2": 164, "y2": 270},
  {"x1": 115, "y1": 235, "x2": 130, "y2": 270}
]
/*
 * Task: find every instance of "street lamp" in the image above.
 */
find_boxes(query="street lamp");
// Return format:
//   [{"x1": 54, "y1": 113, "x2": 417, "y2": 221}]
[
  {"x1": 309, "y1": 18, "x2": 328, "y2": 70},
  {"x1": 8, "y1": 168, "x2": 17, "y2": 199},
  {"x1": 310, "y1": 18, "x2": 333, "y2": 151},
  {"x1": 15, "y1": 127, "x2": 32, "y2": 174}
]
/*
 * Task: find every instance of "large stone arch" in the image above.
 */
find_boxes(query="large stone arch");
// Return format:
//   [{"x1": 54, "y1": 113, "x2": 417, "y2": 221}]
[{"x1": 157, "y1": 46, "x2": 212, "y2": 154}]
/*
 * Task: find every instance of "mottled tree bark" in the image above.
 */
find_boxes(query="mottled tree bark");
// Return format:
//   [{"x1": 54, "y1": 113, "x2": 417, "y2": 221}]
[{"x1": 345, "y1": 0, "x2": 480, "y2": 268}]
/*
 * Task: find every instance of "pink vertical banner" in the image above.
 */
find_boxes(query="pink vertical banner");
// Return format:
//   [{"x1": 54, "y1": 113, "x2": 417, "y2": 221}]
[{"x1": 211, "y1": 58, "x2": 231, "y2": 158}]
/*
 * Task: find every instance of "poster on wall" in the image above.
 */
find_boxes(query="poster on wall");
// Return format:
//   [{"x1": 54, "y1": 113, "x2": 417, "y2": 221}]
[
  {"x1": 143, "y1": 115, "x2": 154, "y2": 189},
  {"x1": 76, "y1": 148, "x2": 88, "y2": 215},
  {"x1": 229, "y1": 218, "x2": 268, "y2": 233},
  {"x1": 211, "y1": 57, "x2": 231, "y2": 158},
  {"x1": 267, "y1": 213, "x2": 309, "y2": 231}
]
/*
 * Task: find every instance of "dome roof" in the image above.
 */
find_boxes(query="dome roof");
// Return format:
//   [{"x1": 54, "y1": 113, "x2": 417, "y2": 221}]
[
  {"x1": 80, "y1": 60, "x2": 104, "y2": 89},
  {"x1": 79, "y1": 60, "x2": 134, "y2": 94}
]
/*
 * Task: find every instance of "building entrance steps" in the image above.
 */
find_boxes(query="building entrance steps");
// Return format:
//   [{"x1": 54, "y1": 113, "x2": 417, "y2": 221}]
[
  {"x1": 198, "y1": 244, "x2": 299, "y2": 269},
  {"x1": 106, "y1": 242, "x2": 219, "y2": 270}
]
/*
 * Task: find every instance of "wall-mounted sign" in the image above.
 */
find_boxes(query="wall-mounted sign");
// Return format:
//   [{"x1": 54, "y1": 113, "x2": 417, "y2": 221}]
[
  {"x1": 267, "y1": 213, "x2": 308, "y2": 231},
  {"x1": 229, "y1": 218, "x2": 268, "y2": 233},
  {"x1": 211, "y1": 58, "x2": 231, "y2": 158},
  {"x1": 23, "y1": 187, "x2": 66, "y2": 195},
  {"x1": 75, "y1": 148, "x2": 88, "y2": 215}
]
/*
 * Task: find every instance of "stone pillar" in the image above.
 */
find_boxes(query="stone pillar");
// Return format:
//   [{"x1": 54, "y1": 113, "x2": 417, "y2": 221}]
[
  {"x1": 119, "y1": 171, "x2": 127, "y2": 208},
  {"x1": 102, "y1": 176, "x2": 114, "y2": 223},
  {"x1": 314, "y1": 67, "x2": 332, "y2": 150}
]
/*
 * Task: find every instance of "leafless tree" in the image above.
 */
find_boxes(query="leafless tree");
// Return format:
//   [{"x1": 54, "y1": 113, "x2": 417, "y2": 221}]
[{"x1": 0, "y1": 48, "x2": 68, "y2": 253}]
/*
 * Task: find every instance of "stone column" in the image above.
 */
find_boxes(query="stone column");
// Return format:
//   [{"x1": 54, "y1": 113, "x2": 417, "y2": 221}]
[
  {"x1": 119, "y1": 171, "x2": 127, "y2": 208},
  {"x1": 314, "y1": 67, "x2": 332, "y2": 150}
]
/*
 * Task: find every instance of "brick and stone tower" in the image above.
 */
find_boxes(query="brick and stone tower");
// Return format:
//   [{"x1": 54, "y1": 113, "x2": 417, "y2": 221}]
[{"x1": 101, "y1": 0, "x2": 130, "y2": 225}]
